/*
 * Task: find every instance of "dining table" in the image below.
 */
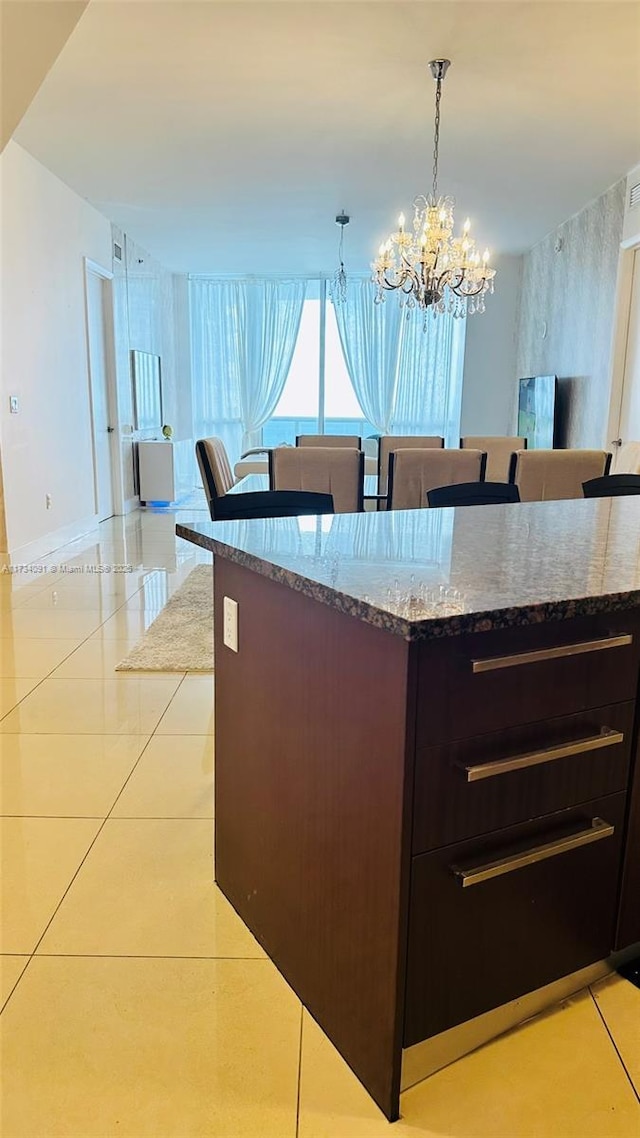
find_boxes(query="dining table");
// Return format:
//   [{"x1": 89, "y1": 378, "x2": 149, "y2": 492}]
[{"x1": 227, "y1": 472, "x2": 386, "y2": 503}]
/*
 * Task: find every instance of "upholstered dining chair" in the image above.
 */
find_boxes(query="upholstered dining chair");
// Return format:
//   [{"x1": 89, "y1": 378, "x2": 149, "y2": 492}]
[
  {"x1": 582, "y1": 474, "x2": 640, "y2": 499},
  {"x1": 269, "y1": 446, "x2": 364, "y2": 513},
  {"x1": 296, "y1": 434, "x2": 362, "y2": 449},
  {"x1": 460, "y1": 436, "x2": 527, "y2": 483},
  {"x1": 387, "y1": 449, "x2": 486, "y2": 511},
  {"x1": 378, "y1": 435, "x2": 444, "y2": 497},
  {"x1": 211, "y1": 490, "x2": 335, "y2": 520},
  {"x1": 195, "y1": 437, "x2": 235, "y2": 514},
  {"x1": 509, "y1": 449, "x2": 612, "y2": 502},
  {"x1": 427, "y1": 481, "x2": 521, "y2": 508}
]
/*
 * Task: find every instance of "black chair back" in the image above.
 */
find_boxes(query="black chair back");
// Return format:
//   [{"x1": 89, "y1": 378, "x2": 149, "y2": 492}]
[
  {"x1": 582, "y1": 474, "x2": 640, "y2": 498},
  {"x1": 211, "y1": 490, "x2": 335, "y2": 521},
  {"x1": 427, "y1": 481, "x2": 521, "y2": 508}
]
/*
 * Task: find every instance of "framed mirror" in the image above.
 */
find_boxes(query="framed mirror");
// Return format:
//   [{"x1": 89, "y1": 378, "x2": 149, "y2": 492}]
[{"x1": 131, "y1": 350, "x2": 162, "y2": 431}]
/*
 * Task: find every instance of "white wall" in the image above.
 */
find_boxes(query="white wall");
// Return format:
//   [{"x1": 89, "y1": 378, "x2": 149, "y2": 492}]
[
  {"x1": 110, "y1": 226, "x2": 194, "y2": 506},
  {"x1": 0, "y1": 141, "x2": 112, "y2": 556},
  {"x1": 460, "y1": 254, "x2": 523, "y2": 438},
  {"x1": 0, "y1": 441, "x2": 7, "y2": 553}
]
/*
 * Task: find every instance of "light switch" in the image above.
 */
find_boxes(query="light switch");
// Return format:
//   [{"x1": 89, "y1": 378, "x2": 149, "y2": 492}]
[
  {"x1": 223, "y1": 596, "x2": 239, "y2": 652},
  {"x1": 9, "y1": 396, "x2": 19, "y2": 414}
]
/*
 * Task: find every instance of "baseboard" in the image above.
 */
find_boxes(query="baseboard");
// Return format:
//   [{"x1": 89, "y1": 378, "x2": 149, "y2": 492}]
[
  {"x1": 5, "y1": 513, "x2": 100, "y2": 568},
  {"x1": 123, "y1": 496, "x2": 140, "y2": 514},
  {"x1": 401, "y1": 958, "x2": 615, "y2": 1093}
]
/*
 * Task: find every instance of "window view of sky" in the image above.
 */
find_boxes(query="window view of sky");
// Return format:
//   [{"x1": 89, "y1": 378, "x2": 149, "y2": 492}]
[{"x1": 272, "y1": 299, "x2": 364, "y2": 421}]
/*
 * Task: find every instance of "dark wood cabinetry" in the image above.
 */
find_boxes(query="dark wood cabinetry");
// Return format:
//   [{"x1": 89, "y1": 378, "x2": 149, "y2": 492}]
[
  {"x1": 617, "y1": 729, "x2": 640, "y2": 950},
  {"x1": 413, "y1": 702, "x2": 635, "y2": 851},
  {"x1": 416, "y1": 612, "x2": 640, "y2": 745},
  {"x1": 213, "y1": 558, "x2": 640, "y2": 1123},
  {"x1": 405, "y1": 793, "x2": 626, "y2": 1045}
]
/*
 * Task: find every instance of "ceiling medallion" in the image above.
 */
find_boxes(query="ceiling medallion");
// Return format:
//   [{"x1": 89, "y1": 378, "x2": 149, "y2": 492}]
[{"x1": 372, "y1": 60, "x2": 496, "y2": 320}]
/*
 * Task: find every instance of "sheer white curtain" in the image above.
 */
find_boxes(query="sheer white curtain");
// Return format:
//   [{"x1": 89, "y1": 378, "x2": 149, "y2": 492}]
[
  {"x1": 333, "y1": 278, "x2": 466, "y2": 444},
  {"x1": 392, "y1": 306, "x2": 466, "y2": 446},
  {"x1": 190, "y1": 278, "x2": 306, "y2": 463},
  {"x1": 332, "y1": 279, "x2": 404, "y2": 434}
]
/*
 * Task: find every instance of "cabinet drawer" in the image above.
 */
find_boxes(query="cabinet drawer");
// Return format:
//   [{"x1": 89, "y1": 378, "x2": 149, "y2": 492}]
[
  {"x1": 404, "y1": 793, "x2": 625, "y2": 1046},
  {"x1": 416, "y1": 613, "x2": 640, "y2": 746},
  {"x1": 412, "y1": 702, "x2": 635, "y2": 853}
]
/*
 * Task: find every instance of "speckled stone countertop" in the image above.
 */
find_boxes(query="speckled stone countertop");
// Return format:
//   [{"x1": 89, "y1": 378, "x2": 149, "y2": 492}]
[{"x1": 177, "y1": 498, "x2": 640, "y2": 640}]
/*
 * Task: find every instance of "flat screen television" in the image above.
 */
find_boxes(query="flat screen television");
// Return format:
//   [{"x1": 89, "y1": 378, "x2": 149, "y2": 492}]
[{"x1": 517, "y1": 375, "x2": 558, "y2": 449}]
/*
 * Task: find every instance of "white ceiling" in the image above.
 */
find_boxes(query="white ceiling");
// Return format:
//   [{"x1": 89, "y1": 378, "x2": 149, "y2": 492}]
[
  {"x1": 0, "y1": 0, "x2": 89, "y2": 149},
  {"x1": 13, "y1": 0, "x2": 640, "y2": 273}
]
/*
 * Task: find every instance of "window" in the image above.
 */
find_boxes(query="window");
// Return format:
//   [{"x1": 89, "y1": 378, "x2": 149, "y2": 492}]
[
  {"x1": 263, "y1": 283, "x2": 375, "y2": 448},
  {"x1": 190, "y1": 275, "x2": 465, "y2": 464}
]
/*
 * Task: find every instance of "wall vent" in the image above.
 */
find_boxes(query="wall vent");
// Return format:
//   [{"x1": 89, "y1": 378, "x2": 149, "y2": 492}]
[
  {"x1": 113, "y1": 242, "x2": 123, "y2": 261},
  {"x1": 630, "y1": 182, "x2": 640, "y2": 211}
]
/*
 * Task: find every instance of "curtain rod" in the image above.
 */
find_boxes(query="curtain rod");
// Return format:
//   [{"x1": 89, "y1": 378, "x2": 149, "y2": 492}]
[{"x1": 187, "y1": 273, "x2": 372, "y2": 282}]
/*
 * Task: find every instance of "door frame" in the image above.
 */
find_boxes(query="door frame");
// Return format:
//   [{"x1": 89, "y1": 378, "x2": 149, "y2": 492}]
[
  {"x1": 83, "y1": 257, "x2": 124, "y2": 517},
  {"x1": 605, "y1": 230, "x2": 640, "y2": 449}
]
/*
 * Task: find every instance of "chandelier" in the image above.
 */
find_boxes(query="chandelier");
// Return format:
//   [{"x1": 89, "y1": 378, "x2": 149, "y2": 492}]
[{"x1": 372, "y1": 59, "x2": 496, "y2": 319}]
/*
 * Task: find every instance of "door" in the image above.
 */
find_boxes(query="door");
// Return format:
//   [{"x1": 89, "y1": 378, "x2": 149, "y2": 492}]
[
  {"x1": 86, "y1": 269, "x2": 116, "y2": 519},
  {"x1": 611, "y1": 247, "x2": 640, "y2": 471}
]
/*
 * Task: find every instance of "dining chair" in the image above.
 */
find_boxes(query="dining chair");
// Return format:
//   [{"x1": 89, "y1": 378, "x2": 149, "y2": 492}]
[
  {"x1": 195, "y1": 437, "x2": 236, "y2": 514},
  {"x1": 509, "y1": 449, "x2": 612, "y2": 502},
  {"x1": 460, "y1": 436, "x2": 527, "y2": 483},
  {"x1": 378, "y1": 435, "x2": 445, "y2": 497},
  {"x1": 269, "y1": 446, "x2": 364, "y2": 513},
  {"x1": 611, "y1": 441, "x2": 640, "y2": 474},
  {"x1": 211, "y1": 490, "x2": 335, "y2": 520},
  {"x1": 427, "y1": 481, "x2": 521, "y2": 508},
  {"x1": 387, "y1": 449, "x2": 486, "y2": 510},
  {"x1": 296, "y1": 434, "x2": 361, "y2": 449},
  {"x1": 582, "y1": 474, "x2": 640, "y2": 498}
]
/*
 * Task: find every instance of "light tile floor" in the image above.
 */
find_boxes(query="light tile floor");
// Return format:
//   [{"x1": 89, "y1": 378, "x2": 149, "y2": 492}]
[{"x1": 1, "y1": 505, "x2": 639, "y2": 1136}]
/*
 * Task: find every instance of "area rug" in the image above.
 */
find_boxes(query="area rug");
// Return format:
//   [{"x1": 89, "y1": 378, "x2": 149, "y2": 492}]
[{"x1": 115, "y1": 565, "x2": 214, "y2": 672}]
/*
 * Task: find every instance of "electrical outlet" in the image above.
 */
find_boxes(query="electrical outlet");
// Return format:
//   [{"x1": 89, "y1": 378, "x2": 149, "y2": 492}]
[
  {"x1": 9, "y1": 396, "x2": 19, "y2": 414},
  {"x1": 45, "y1": 494, "x2": 52, "y2": 510},
  {"x1": 223, "y1": 596, "x2": 238, "y2": 652}
]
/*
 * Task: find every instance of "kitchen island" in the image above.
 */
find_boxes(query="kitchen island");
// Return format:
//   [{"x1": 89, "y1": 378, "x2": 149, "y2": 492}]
[{"x1": 178, "y1": 498, "x2": 640, "y2": 1122}]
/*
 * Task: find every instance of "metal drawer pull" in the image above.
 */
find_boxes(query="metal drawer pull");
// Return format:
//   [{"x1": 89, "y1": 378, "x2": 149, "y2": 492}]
[
  {"x1": 458, "y1": 727, "x2": 624, "y2": 782},
  {"x1": 452, "y1": 817, "x2": 615, "y2": 888},
  {"x1": 471, "y1": 634, "x2": 632, "y2": 674}
]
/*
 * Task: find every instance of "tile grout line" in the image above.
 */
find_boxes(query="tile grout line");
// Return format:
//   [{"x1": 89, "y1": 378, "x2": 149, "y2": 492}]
[
  {"x1": 146, "y1": 671, "x2": 193, "y2": 737},
  {"x1": 11, "y1": 953, "x2": 270, "y2": 961},
  {"x1": 103, "y1": 696, "x2": 190, "y2": 820},
  {"x1": 0, "y1": 814, "x2": 214, "y2": 820},
  {"x1": 588, "y1": 986, "x2": 640, "y2": 1104},
  {"x1": 0, "y1": 574, "x2": 156, "y2": 718},
  {"x1": 2, "y1": 523, "x2": 214, "y2": 1024},
  {"x1": 7, "y1": 673, "x2": 209, "y2": 971},
  {"x1": 295, "y1": 1005, "x2": 304, "y2": 1138},
  {"x1": 21, "y1": 727, "x2": 162, "y2": 966},
  {"x1": 0, "y1": 956, "x2": 36, "y2": 1016}
]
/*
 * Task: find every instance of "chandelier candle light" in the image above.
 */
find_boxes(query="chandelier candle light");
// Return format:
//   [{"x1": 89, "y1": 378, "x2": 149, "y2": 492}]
[{"x1": 373, "y1": 59, "x2": 496, "y2": 319}]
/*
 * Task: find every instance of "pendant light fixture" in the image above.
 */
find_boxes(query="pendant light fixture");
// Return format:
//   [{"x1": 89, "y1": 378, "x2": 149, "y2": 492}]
[
  {"x1": 372, "y1": 60, "x2": 495, "y2": 318},
  {"x1": 330, "y1": 211, "x2": 350, "y2": 306}
]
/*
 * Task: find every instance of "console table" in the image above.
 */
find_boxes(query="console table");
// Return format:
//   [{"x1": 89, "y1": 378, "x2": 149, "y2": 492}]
[{"x1": 138, "y1": 439, "x2": 193, "y2": 505}]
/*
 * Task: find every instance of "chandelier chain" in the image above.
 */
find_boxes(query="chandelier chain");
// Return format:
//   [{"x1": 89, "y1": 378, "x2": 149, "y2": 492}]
[{"x1": 432, "y1": 74, "x2": 442, "y2": 202}]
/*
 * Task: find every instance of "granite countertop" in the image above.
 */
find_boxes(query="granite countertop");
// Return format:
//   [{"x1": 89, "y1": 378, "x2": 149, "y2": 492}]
[{"x1": 177, "y1": 498, "x2": 640, "y2": 640}]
